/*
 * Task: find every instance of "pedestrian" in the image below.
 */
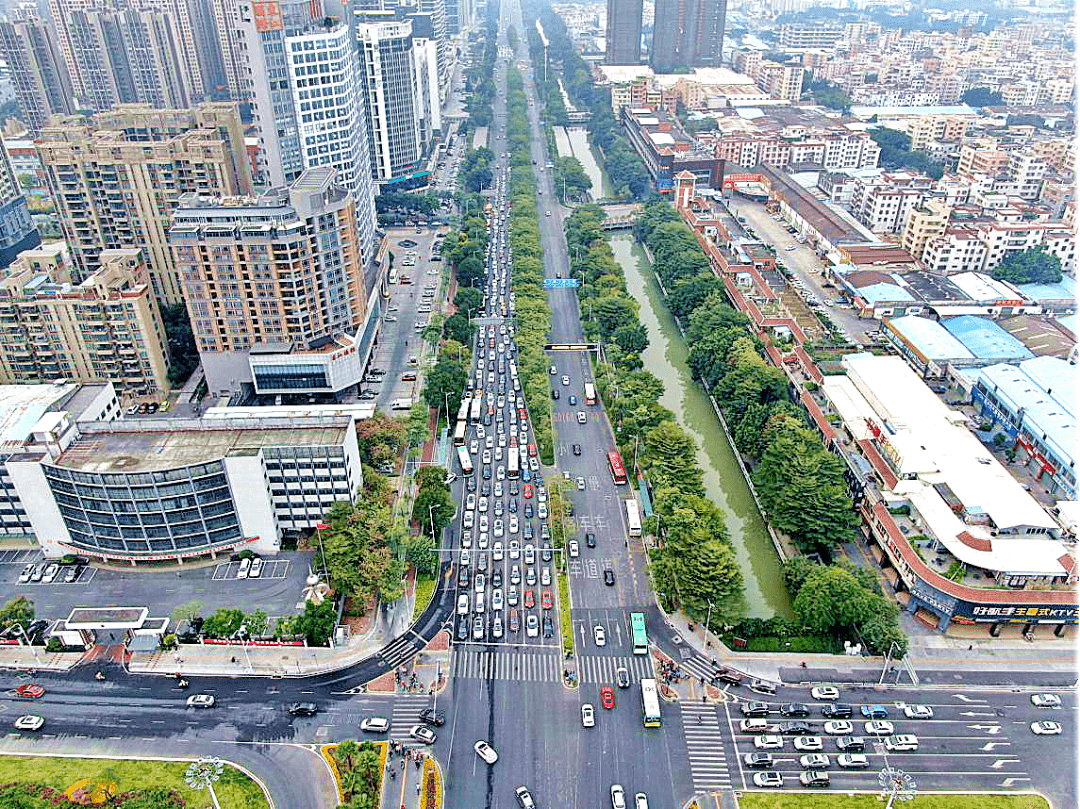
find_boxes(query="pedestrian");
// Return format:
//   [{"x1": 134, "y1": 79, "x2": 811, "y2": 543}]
[{"x1": 968, "y1": 644, "x2": 973, "y2": 650}]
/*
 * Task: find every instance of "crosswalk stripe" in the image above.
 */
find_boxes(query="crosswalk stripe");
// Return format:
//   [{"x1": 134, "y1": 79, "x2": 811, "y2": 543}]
[
  {"x1": 680, "y1": 703, "x2": 732, "y2": 790},
  {"x1": 451, "y1": 649, "x2": 562, "y2": 682}
]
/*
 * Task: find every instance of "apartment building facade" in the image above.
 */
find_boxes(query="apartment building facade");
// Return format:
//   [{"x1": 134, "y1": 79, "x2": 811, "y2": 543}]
[
  {"x1": 900, "y1": 198, "x2": 951, "y2": 260},
  {"x1": 605, "y1": 0, "x2": 643, "y2": 64},
  {"x1": 36, "y1": 103, "x2": 253, "y2": 304},
  {"x1": 850, "y1": 172, "x2": 932, "y2": 234},
  {"x1": 0, "y1": 244, "x2": 170, "y2": 392},
  {"x1": 756, "y1": 60, "x2": 804, "y2": 102},
  {"x1": 168, "y1": 168, "x2": 367, "y2": 395},
  {"x1": 0, "y1": 14, "x2": 76, "y2": 135},
  {"x1": 651, "y1": 0, "x2": 726, "y2": 72}
]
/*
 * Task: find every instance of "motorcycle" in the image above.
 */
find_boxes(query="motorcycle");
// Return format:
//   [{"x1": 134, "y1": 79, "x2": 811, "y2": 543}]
[{"x1": 94, "y1": 671, "x2": 105, "y2": 681}]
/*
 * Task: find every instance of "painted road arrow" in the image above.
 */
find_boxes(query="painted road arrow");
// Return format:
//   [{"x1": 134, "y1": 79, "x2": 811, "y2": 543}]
[
  {"x1": 967, "y1": 724, "x2": 1002, "y2": 734},
  {"x1": 953, "y1": 694, "x2": 988, "y2": 703},
  {"x1": 1000, "y1": 778, "x2": 1030, "y2": 788},
  {"x1": 980, "y1": 741, "x2": 1012, "y2": 751},
  {"x1": 961, "y1": 711, "x2": 998, "y2": 717},
  {"x1": 990, "y1": 759, "x2": 1021, "y2": 769}
]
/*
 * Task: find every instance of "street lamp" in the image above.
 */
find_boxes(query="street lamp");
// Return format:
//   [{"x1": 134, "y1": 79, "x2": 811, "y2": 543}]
[
  {"x1": 235, "y1": 625, "x2": 254, "y2": 674},
  {"x1": 878, "y1": 764, "x2": 916, "y2": 809},
  {"x1": 184, "y1": 757, "x2": 225, "y2": 809},
  {"x1": 13, "y1": 624, "x2": 41, "y2": 666},
  {"x1": 702, "y1": 601, "x2": 714, "y2": 646}
]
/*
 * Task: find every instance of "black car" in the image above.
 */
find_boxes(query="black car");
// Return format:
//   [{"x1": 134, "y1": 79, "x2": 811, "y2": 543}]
[
  {"x1": 836, "y1": 736, "x2": 866, "y2": 752},
  {"x1": 552, "y1": 389, "x2": 560, "y2": 400},
  {"x1": 716, "y1": 668, "x2": 743, "y2": 686},
  {"x1": 780, "y1": 703, "x2": 810, "y2": 718},
  {"x1": 542, "y1": 615, "x2": 554, "y2": 637},
  {"x1": 492, "y1": 568, "x2": 503, "y2": 588},
  {"x1": 482, "y1": 466, "x2": 491, "y2": 480},
  {"x1": 822, "y1": 703, "x2": 852, "y2": 719},
  {"x1": 481, "y1": 481, "x2": 491, "y2": 496},
  {"x1": 572, "y1": 444, "x2": 581, "y2": 455},
  {"x1": 458, "y1": 566, "x2": 470, "y2": 587},
  {"x1": 741, "y1": 701, "x2": 770, "y2": 718},
  {"x1": 743, "y1": 752, "x2": 774, "y2": 768},
  {"x1": 509, "y1": 480, "x2": 519, "y2": 496},
  {"x1": 779, "y1": 721, "x2": 812, "y2": 735},
  {"x1": 419, "y1": 708, "x2": 446, "y2": 727},
  {"x1": 586, "y1": 532, "x2": 596, "y2": 548},
  {"x1": 603, "y1": 569, "x2": 615, "y2": 586},
  {"x1": 288, "y1": 702, "x2": 319, "y2": 716},
  {"x1": 457, "y1": 616, "x2": 469, "y2": 640}
]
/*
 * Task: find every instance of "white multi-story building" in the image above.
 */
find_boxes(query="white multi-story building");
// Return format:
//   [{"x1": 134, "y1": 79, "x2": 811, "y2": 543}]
[
  {"x1": 238, "y1": 0, "x2": 377, "y2": 267},
  {"x1": 921, "y1": 226, "x2": 988, "y2": 274},
  {"x1": 850, "y1": 172, "x2": 932, "y2": 234}
]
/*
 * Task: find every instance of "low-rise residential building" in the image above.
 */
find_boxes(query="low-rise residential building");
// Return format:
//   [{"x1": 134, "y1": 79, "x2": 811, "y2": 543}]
[
  {"x1": 0, "y1": 244, "x2": 170, "y2": 393},
  {"x1": 901, "y1": 198, "x2": 952, "y2": 259},
  {"x1": 850, "y1": 172, "x2": 933, "y2": 234}
]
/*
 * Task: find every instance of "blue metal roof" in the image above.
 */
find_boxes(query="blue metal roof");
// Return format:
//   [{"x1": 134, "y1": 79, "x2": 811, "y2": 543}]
[
  {"x1": 1016, "y1": 274, "x2": 1076, "y2": 301},
  {"x1": 858, "y1": 282, "x2": 916, "y2": 304},
  {"x1": 942, "y1": 315, "x2": 1034, "y2": 361},
  {"x1": 889, "y1": 315, "x2": 974, "y2": 360}
]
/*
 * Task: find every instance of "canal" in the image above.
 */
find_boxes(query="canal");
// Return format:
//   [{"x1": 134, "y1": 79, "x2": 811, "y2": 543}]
[{"x1": 554, "y1": 124, "x2": 791, "y2": 616}]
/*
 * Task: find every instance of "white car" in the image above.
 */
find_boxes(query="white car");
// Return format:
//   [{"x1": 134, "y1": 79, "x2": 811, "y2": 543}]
[
  {"x1": 360, "y1": 717, "x2": 390, "y2": 733},
  {"x1": 561, "y1": 375, "x2": 570, "y2": 386},
  {"x1": 581, "y1": 703, "x2": 595, "y2": 727},
  {"x1": 752, "y1": 772, "x2": 783, "y2": 788},
  {"x1": 509, "y1": 516, "x2": 519, "y2": 534},
  {"x1": 903, "y1": 705, "x2": 934, "y2": 719},
  {"x1": 1031, "y1": 720, "x2": 1063, "y2": 735},
  {"x1": 187, "y1": 694, "x2": 216, "y2": 708},
  {"x1": 811, "y1": 686, "x2": 839, "y2": 701},
  {"x1": 568, "y1": 540, "x2": 579, "y2": 558},
  {"x1": 249, "y1": 558, "x2": 263, "y2": 578},
  {"x1": 13, "y1": 715, "x2": 43, "y2": 731},
  {"x1": 576, "y1": 476, "x2": 586, "y2": 491},
  {"x1": 492, "y1": 589, "x2": 503, "y2": 611},
  {"x1": 478, "y1": 496, "x2": 489, "y2": 513},
  {"x1": 610, "y1": 785, "x2": 626, "y2": 809},
  {"x1": 593, "y1": 624, "x2": 606, "y2": 646},
  {"x1": 236, "y1": 558, "x2": 250, "y2": 579},
  {"x1": 884, "y1": 734, "x2": 919, "y2": 752},
  {"x1": 1031, "y1": 694, "x2": 1062, "y2": 708},
  {"x1": 799, "y1": 754, "x2": 830, "y2": 769},
  {"x1": 483, "y1": 450, "x2": 492, "y2": 465},
  {"x1": 793, "y1": 736, "x2": 823, "y2": 751},
  {"x1": 864, "y1": 720, "x2": 894, "y2": 736},
  {"x1": 474, "y1": 740, "x2": 498, "y2": 764},
  {"x1": 509, "y1": 540, "x2": 520, "y2": 559},
  {"x1": 493, "y1": 519, "x2": 504, "y2": 538},
  {"x1": 457, "y1": 594, "x2": 470, "y2": 615},
  {"x1": 824, "y1": 721, "x2": 853, "y2": 735},
  {"x1": 493, "y1": 541, "x2": 504, "y2": 561},
  {"x1": 526, "y1": 614, "x2": 539, "y2": 637},
  {"x1": 754, "y1": 734, "x2": 783, "y2": 750},
  {"x1": 837, "y1": 754, "x2": 870, "y2": 769}
]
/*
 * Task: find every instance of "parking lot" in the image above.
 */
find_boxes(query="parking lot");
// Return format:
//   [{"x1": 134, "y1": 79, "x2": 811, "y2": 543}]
[
  {"x1": 370, "y1": 227, "x2": 450, "y2": 414},
  {"x1": 0, "y1": 549, "x2": 316, "y2": 622}
]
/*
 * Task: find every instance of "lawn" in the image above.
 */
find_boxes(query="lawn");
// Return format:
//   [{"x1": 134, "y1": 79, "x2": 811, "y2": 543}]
[
  {"x1": 412, "y1": 573, "x2": 437, "y2": 623},
  {"x1": 0, "y1": 754, "x2": 269, "y2": 809},
  {"x1": 738, "y1": 794, "x2": 1050, "y2": 809}
]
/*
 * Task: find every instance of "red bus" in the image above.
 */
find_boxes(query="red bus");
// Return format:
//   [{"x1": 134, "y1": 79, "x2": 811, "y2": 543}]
[{"x1": 607, "y1": 451, "x2": 628, "y2": 486}]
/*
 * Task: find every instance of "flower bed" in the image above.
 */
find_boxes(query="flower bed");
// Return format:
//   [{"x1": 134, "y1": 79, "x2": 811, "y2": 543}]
[{"x1": 420, "y1": 757, "x2": 442, "y2": 809}]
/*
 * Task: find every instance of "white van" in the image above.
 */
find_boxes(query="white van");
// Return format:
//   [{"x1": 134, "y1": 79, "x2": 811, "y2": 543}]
[{"x1": 391, "y1": 398, "x2": 413, "y2": 411}]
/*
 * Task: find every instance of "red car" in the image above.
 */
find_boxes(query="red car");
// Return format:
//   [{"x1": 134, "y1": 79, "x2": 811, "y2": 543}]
[
  {"x1": 600, "y1": 686, "x2": 615, "y2": 709},
  {"x1": 15, "y1": 684, "x2": 45, "y2": 699},
  {"x1": 541, "y1": 590, "x2": 553, "y2": 610},
  {"x1": 523, "y1": 484, "x2": 534, "y2": 499},
  {"x1": 523, "y1": 589, "x2": 536, "y2": 609},
  {"x1": 528, "y1": 442, "x2": 537, "y2": 457}
]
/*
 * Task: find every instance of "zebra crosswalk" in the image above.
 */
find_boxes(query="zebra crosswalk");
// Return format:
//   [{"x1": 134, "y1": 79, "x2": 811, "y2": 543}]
[
  {"x1": 389, "y1": 695, "x2": 432, "y2": 741},
  {"x1": 680, "y1": 702, "x2": 732, "y2": 792},
  {"x1": 577, "y1": 654, "x2": 654, "y2": 684},
  {"x1": 452, "y1": 648, "x2": 562, "y2": 682}
]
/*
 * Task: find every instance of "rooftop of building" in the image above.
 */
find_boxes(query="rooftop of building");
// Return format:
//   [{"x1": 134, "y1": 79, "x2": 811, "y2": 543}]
[
  {"x1": 942, "y1": 314, "x2": 1036, "y2": 361},
  {"x1": 0, "y1": 382, "x2": 83, "y2": 450},
  {"x1": 840, "y1": 244, "x2": 918, "y2": 266},
  {"x1": 1015, "y1": 274, "x2": 1076, "y2": 302},
  {"x1": 48, "y1": 417, "x2": 352, "y2": 473},
  {"x1": 886, "y1": 314, "x2": 975, "y2": 360},
  {"x1": 757, "y1": 164, "x2": 868, "y2": 245},
  {"x1": 999, "y1": 315, "x2": 1077, "y2": 357},
  {"x1": 849, "y1": 105, "x2": 977, "y2": 119},
  {"x1": 948, "y1": 271, "x2": 1024, "y2": 303},
  {"x1": 900, "y1": 270, "x2": 970, "y2": 302}
]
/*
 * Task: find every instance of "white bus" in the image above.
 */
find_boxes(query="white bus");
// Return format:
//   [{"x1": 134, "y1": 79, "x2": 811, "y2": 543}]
[
  {"x1": 456, "y1": 445, "x2": 474, "y2": 475},
  {"x1": 625, "y1": 499, "x2": 641, "y2": 538},
  {"x1": 584, "y1": 382, "x2": 597, "y2": 406},
  {"x1": 391, "y1": 398, "x2": 413, "y2": 411},
  {"x1": 507, "y1": 447, "x2": 520, "y2": 479},
  {"x1": 453, "y1": 419, "x2": 467, "y2": 447},
  {"x1": 469, "y1": 398, "x2": 482, "y2": 423},
  {"x1": 640, "y1": 678, "x2": 662, "y2": 728}
]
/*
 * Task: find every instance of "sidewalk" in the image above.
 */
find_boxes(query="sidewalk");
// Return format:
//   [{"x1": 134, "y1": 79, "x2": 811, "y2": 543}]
[
  {"x1": 0, "y1": 645, "x2": 82, "y2": 673},
  {"x1": 659, "y1": 605, "x2": 1079, "y2": 684},
  {"x1": 380, "y1": 743, "x2": 433, "y2": 809}
]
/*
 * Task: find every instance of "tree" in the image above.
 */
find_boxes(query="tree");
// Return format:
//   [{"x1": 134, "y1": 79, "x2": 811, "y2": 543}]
[
  {"x1": 669, "y1": 274, "x2": 722, "y2": 319},
  {"x1": 793, "y1": 565, "x2": 878, "y2": 634},
  {"x1": 291, "y1": 599, "x2": 337, "y2": 646},
  {"x1": 0, "y1": 597, "x2": 34, "y2": 630},
  {"x1": 961, "y1": 87, "x2": 1004, "y2": 108},
  {"x1": 782, "y1": 556, "x2": 822, "y2": 597},
  {"x1": 612, "y1": 322, "x2": 648, "y2": 353},
  {"x1": 202, "y1": 607, "x2": 244, "y2": 638},
  {"x1": 412, "y1": 478, "x2": 456, "y2": 539},
  {"x1": 422, "y1": 353, "x2": 468, "y2": 416},
  {"x1": 991, "y1": 247, "x2": 1063, "y2": 284},
  {"x1": 375, "y1": 555, "x2": 407, "y2": 603},
  {"x1": 642, "y1": 420, "x2": 704, "y2": 496},
  {"x1": 443, "y1": 312, "x2": 473, "y2": 345},
  {"x1": 244, "y1": 609, "x2": 270, "y2": 638},
  {"x1": 406, "y1": 401, "x2": 430, "y2": 448},
  {"x1": 453, "y1": 286, "x2": 483, "y2": 316},
  {"x1": 402, "y1": 533, "x2": 439, "y2": 576},
  {"x1": 169, "y1": 599, "x2": 203, "y2": 630},
  {"x1": 160, "y1": 302, "x2": 199, "y2": 387}
]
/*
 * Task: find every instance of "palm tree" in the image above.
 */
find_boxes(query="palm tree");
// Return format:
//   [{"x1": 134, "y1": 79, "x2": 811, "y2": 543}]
[{"x1": 336, "y1": 738, "x2": 360, "y2": 771}]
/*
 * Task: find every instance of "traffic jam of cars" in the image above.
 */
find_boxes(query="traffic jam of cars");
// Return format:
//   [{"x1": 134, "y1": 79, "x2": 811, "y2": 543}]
[
  {"x1": 452, "y1": 163, "x2": 558, "y2": 647},
  {"x1": 729, "y1": 681, "x2": 1065, "y2": 789}
]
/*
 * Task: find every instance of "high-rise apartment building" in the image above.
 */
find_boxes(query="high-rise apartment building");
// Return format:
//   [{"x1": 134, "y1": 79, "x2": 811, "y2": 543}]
[
  {"x1": 168, "y1": 168, "x2": 368, "y2": 395},
  {"x1": 651, "y1": 0, "x2": 726, "y2": 72},
  {"x1": 0, "y1": 13, "x2": 76, "y2": 134},
  {"x1": 0, "y1": 243, "x2": 170, "y2": 392},
  {"x1": 0, "y1": 140, "x2": 41, "y2": 268},
  {"x1": 605, "y1": 0, "x2": 642, "y2": 64},
  {"x1": 36, "y1": 103, "x2": 253, "y2": 304},
  {"x1": 237, "y1": 0, "x2": 377, "y2": 267},
  {"x1": 355, "y1": 19, "x2": 426, "y2": 185},
  {"x1": 46, "y1": 0, "x2": 205, "y2": 111}
]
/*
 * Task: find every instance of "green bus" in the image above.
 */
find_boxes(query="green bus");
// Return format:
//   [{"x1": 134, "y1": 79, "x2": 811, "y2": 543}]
[{"x1": 630, "y1": 611, "x2": 648, "y2": 656}]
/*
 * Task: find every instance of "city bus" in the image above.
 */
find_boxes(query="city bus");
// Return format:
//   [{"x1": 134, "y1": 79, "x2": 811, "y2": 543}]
[
  {"x1": 507, "y1": 446, "x2": 520, "y2": 479},
  {"x1": 607, "y1": 451, "x2": 628, "y2": 486},
  {"x1": 584, "y1": 382, "x2": 596, "y2": 406},
  {"x1": 625, "y1": 498, "x2": 641, "y2": 538},
  {"x1": 453, "y1": 419, "x2": 468, "y2": 447},
  {"x1": 469, "y1": 397, "x2": 482, "y2": 423},
  {"x1": 456, "y1": 445, "x2": 473, "y2": 475},
  {"x1": 629, "y1": 612, "x2": 648, "y2": 656},
  {"x1": 640, "y1": 678, "x2": 662, "y2": 728}
]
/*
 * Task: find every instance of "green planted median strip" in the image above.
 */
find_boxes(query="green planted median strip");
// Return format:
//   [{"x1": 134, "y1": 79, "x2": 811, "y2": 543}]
[
  {"x1": 557, "y1": 565, "x2": 574, "y2": 658},
  {"x1": 738, "y1": 794, "x2": 1050, "y2": 809},
  {"x1": 0, "y1": 754, "x2": 270, "y2": 809}
]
